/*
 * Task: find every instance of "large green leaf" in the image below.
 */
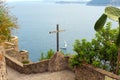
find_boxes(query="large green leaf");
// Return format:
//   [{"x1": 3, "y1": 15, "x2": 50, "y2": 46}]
[
  {"x1": 105, "y1": 6, "x2": 120, "y2": 21},
  {"x1": 94, "y1": 13, "x2": 107, "y2": 31}
]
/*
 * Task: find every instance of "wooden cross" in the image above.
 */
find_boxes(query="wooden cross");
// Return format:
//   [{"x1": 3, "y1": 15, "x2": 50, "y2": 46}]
[{"x1": 49, "y1": 24, "x2": 65, "y2": 52}]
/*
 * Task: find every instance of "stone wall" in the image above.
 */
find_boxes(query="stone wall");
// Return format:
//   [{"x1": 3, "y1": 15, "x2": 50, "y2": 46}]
[
  {"x1": 0, "y1": 46, "x2": 8, "y2": 80},
  {"x1": 5, "y1": 54, "x2": 24, "y2": 73},
  {"x1": 75, "y1": 64, "x2": 120, "y2": 80},
  {"x1": 5, "y1": 53, "x2": 70, "y2": 74},
  {"x1": 3, "y1": 36, "x2": 19, "y2": 51},
  {"x1": 10, "y1": 36, "x2": 19, "y2": 51},
  {"x1": 48, "y1": 52, "x2": 69, "y2": 72},
  {"x1": 5, "y1": 49, "x2": 29, "y2": 63},
  {"x1": 23, "y1": 60, "x2": 49, "y2": 74},
  {"x1": 6, "y1": 50, "x2": 120, "y2": 80},
  {"x1": 17, "y1": 50, "x2": 29, "y2": 62},
  {"x1": 5, "y1": 54, "x2": 49, "y2": 74}
]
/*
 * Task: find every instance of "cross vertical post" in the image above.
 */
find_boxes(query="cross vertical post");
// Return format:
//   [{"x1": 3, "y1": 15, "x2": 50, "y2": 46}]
[
  {"x1": 56, "y1": 24, "x2": 59, "y2": 52},
  {"x1": 49, "y1": 24, "x2": 65, "y2": 52}
]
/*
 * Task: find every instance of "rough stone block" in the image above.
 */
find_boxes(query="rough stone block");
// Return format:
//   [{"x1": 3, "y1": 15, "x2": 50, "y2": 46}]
[{"x1": 48, "y1": 52, "x2": 68, "y2": 72}]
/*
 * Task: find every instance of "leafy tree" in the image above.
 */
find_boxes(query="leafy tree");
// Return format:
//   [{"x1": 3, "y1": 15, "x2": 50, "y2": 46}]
[
  {"x1": 0, "y1": 1, "x2": 17, "y2": 43},
  {"x1": 73, "y1": 39, "x2": 96, "y2": 64},
  {"x1": 70, "y1": 22, "x2": 118, "y2": 73},
  {"x1": 95, "y1": 22, "x2": 118, "y2": 72},
  {"x1": 94, "y1": 6, "x2": 120, "y2": 74},
  {"x1": 70, "y1": 39, "x2": 98, "y2": 68}
]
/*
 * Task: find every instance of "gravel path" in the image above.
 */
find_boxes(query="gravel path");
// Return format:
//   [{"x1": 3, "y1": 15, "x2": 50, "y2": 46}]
[{"x1": 7, "y1": 66, "x2": 75, "y2": 80}]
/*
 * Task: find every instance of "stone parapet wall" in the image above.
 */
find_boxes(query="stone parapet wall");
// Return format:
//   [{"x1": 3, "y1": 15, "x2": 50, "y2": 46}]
[
  {"x1": 64, "y1": 56, "x2": 73, "y2": 71},
  {"x1": 48, "y1": 52, "x2": 69, "y2": 72},
  {"x1": 23, "y1": 60, "x2": 49, "y2": 74},
  {"x1": 3, "y1": 36, "x2": 19, "y2": 51},
  {"x1": 5, "y1": 54, "x2": 49, "y2": 74},
  {"x1": 75, "y1": 64, "x2": 120, "y2": 80},
  {"x1": 18, "y1": 50, "x2": 29, "y2": 62},
  {"x1": 5, "y1": 49, "x2": 19, "y2": 60},
  {"x1": 5, "y1": 49, "x2": 29, "y2": 63},
  {"x1": 5, "y1": 54, "x2": 24, "y2": 73},
  {"x1": 10, "y1": 36, "x2": 19, "y2": 51},
  {"x1": 5, "y1": 53, "x2": 70, "y2": 74},
  {"x1": 0, "y1": 46, "x2": 8, "y2": 80},
  {"x1": 6, "y1": 51, "x2": 120, "y2": 80}
]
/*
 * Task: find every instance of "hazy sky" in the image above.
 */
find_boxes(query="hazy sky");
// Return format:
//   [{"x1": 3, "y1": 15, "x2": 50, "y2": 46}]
[
  {"x1": 6, "y1": 0, "x2": 91, "y2": 2},
  {"x1": 6, "y1": 0, "x2": 40, "y2": 2}
]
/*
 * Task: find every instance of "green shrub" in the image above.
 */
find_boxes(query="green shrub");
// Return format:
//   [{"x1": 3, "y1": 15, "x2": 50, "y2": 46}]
[
  {"x1": 70, "y1": 22, "x2": 118, "y2": 74},
  {"x1": 69, "y1": 54, "x2": 81, "y2": 68},
  {"x1": 92, "y1": 60, "x2": 101, "y2": 67},
  {"x1": 39, "y1": 49, "x2": 54, "y2": 61},
  {"x1": 22, "y1": 61, "x2": 29, "y2": 64},
  {"x1": 0, "y1": 1, "x2": 17, "y2": 43}
]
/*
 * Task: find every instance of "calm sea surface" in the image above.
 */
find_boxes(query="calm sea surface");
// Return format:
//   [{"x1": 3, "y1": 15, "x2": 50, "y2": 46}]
[{"x1": 8, "y1": 2, "x2": 118, "y2": 62}]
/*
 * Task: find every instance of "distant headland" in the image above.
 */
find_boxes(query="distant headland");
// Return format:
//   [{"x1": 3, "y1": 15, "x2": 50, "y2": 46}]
[
  {"x1": 54, "y1": 0, "x2": 120, "y2": 6},
  {"x1": 87, "y1": 0, "x2": 120, "y2": 6},
  {"x1": 55, "y1": 1, "x2": 87, "y2": 4}
]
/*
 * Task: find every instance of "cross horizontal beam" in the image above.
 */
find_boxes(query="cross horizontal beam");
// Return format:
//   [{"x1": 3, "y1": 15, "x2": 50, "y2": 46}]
[{"x1": 49, "y1": 30, "x2": 65, "y2": 34}]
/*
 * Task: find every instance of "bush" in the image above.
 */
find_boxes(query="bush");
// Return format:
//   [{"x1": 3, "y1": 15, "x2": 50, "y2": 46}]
[
  {"x1": 69, "y1": 54, "x2": 81, "y2": 68},
  {"x1": 22, "y1": 61, "x2": 29, "y2": 64},
  {"x1": 0, "y1": 1, "x2": 17, "y2": 43},
  {"x1": 70, "y1": 22, "x2": 118, "y2": 73},
  {"x1": 39, "y1": 49, "x2": 54, "y2": 61}
]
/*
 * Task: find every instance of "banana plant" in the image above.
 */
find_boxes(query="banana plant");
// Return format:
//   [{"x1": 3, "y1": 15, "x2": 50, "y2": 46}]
[{"x1": 94, "y1": 6, "x2": 120, "y2": 74}]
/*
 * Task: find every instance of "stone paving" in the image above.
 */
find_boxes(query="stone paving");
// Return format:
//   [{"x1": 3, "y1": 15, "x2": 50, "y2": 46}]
[{"x1": 7, "y1": 66, "x2": 75, "y2": 80}]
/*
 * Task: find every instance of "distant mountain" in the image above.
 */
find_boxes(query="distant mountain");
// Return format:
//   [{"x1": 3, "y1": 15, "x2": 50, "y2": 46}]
[
  {"x1": 55, "y1": 1, "x2": 88, "y2": 4},
  {"x1": 87, "y1": 0, "x2": 120, "y2": 6},
  {"x1": 111, "y1": 0, "x2": 120, "y2": 6},
  {"x1": 42, "y1": 0, "x2": 90, "y2": 3}
]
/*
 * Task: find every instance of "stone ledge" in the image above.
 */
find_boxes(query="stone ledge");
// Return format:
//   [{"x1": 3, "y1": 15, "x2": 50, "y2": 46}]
[
  {"x1": 5, "y1": 54, "x2": 23, "y2": 67},
  {"x1": 48, "y1": 52, "x2": 68, "y2": 72},
  {"x1": 85, "y1": 64, "x2": 120, "y2": 80},
  {"x1": 75, "y1": 64, "x2": 120, "y2": 80}
]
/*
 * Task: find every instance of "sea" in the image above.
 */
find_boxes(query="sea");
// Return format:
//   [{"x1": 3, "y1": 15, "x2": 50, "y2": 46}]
[{"x1": 7, "y1": 1, "x2": 118, "y2": 62}]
